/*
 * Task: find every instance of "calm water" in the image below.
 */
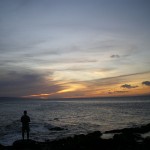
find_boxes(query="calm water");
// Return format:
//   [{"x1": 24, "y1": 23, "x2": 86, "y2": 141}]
[{"x1": 0, "y1": 96, "x2": 150, "y2": 145}]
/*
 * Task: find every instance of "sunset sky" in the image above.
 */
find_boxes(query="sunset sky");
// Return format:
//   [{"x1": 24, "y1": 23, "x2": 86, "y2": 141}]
[{"x1": 0, "y1": 0, "x2": 150, "y2": 98}]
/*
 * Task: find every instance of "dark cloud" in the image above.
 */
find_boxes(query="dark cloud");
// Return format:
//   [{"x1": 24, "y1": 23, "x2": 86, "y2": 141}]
[
  {"x1": 0, "y1": 72, "x2": 41, "y2": 87},
  {"x1": 115, "y1": 91, "x2": 128, "y2": 93},
  {"x1": 142, "y1": 81, "x2": 150, "y2": 86},
  {"x1": 121, "y1": 84, "x2": 138, "y2": 89},
  {"x1": 108, "y1": 91, "x2": 128, "y2": 94},
  {"x1": 110, "y1": 54, "x2": 120, "y2": 58},
  {"x1": 0, "y1": 70, "x2": 62, "y2": 97}
]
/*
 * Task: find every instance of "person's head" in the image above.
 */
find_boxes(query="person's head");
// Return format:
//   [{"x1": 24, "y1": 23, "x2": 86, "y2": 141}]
[{"x1": 24, "y1": 110, "x2": 27, "y2": 115}]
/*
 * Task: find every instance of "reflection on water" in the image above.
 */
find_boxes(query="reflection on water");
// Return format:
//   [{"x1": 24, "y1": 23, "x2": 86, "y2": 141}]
[{"x1": 0, "y1": 96, "x2": 150, "y2": 145}]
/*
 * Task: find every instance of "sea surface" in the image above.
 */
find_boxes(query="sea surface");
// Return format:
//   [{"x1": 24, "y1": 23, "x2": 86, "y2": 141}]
[{"x1": 0, "y1": 96, "x2": 150, "y2": 145}]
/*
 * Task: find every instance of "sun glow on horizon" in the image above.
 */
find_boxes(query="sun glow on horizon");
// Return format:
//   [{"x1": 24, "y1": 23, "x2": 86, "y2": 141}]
[
  {"x1": 57, "y1": 83, "x2": 86, "y2": 94},
  {"x1": 22, "y1": 72, "x2": 150, "y2": 99}
]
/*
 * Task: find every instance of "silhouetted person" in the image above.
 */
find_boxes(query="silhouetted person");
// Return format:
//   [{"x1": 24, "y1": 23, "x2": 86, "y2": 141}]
[{"x1": 21, "y1": 110, "x2": 30, "y2": 140}]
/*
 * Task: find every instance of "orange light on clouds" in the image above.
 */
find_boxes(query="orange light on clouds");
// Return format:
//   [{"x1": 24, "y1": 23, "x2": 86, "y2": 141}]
[
  {"x1": 57, "y1": 83, "x2": 86, "y2": 94},
  {"x1": 23, "y1": 93, "x2": 55, "y2": 99},
  {"x1": 23, "y1": 72, "x2": 150, "y2": 99}
]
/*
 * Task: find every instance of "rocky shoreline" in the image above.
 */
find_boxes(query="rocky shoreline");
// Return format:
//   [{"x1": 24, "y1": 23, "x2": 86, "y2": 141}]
[{"x1": 1, "y1": 123, "x2": 150, "y2": 150}]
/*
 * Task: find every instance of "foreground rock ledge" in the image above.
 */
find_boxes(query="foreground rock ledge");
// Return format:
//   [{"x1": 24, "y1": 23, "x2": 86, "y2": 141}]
[{"x1": 1, "y1": 124, "x2": 150, "y2": 150}]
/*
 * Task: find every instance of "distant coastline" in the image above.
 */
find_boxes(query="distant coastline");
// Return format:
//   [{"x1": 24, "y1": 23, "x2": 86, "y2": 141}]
[{"x1": 0, "y1": 94, "x2": 150, "y2": 101}]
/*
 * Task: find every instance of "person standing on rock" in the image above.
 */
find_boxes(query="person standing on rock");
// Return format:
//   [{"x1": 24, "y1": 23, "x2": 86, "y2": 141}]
[{"x1": 21, "y1": 110, "x2": 30, "y2": 140}]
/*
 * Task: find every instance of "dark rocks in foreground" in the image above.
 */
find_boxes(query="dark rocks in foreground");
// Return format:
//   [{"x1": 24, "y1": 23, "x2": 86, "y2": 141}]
[
  {"x1": 105, "y1": 123, "x2": 150, "y2": 134},
  {"x1": 1, "y1": 124, "x2": 150, "y2": 150}
]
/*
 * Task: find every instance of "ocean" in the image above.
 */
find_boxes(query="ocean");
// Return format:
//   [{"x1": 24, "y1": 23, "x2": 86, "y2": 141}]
[{"x1": 0, "y1": 96, "x2": 150, "y2": 146}]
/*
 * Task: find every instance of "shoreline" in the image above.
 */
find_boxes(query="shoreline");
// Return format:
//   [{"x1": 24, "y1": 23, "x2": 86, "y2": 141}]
[{"x1": 1, "y1": 123, "x2": 150, "y2": 150}]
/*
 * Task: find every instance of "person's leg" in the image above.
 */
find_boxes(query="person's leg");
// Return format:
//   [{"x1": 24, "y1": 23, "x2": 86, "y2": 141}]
[
  {"x1": 22, "y1": 128, "x2": 25, "y2": 140},
  {"x1": 27, "y1": 127, "x2": 29, "y2": 140}
]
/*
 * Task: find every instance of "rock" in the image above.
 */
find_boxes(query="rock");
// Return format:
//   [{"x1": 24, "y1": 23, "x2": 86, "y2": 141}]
[
  {"x1": 142, "y1": 137, "x2": 150, "y2": 150},
  {"x1": 105, "y1": 123, "x2": 150, "y2": 134},
  {"x1": 87, "y1": 131, "x2": 102, "y2": 138},
  {"x1": 13, "y1": 139, "x2": 40, "y2": 150},
  {"x1": 2, "y1": 124, "x2": 150, "y2": 150},
  {"x1": 49, "y1": 126, "x2": 65, "y2": 131},
  {"x1": 0, "y1": 144, "x2": 4, "y2": 150}
]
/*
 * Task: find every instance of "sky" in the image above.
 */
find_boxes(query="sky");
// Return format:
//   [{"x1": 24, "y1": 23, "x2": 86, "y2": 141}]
[{"x1": 0, "y1": 0, "x2": 150, "y2": 98}]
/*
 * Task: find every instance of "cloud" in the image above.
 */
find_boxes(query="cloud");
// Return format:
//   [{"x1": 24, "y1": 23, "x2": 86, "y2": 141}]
[
  {"x1": 115, "y1": 91, "x2": 128, "y2": 93},
  {"x1": 0, "y1": 70, "x2": 62, "y2": 97},
  {"x1": 108, "y1": 91, "x2": 128, "y2": 94},
  {"x1": 78, "y1": 71, "x2": 150, "y2": 88},
  {"x1": 142, "y1": 81, "x2": 150, "y2": 86},
  {"x1": 110, "y1": 54, "x2": 120, "y2": 58},
  {"x1": 121, "y1": 84, "x2": 138, "y2": 89}
]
